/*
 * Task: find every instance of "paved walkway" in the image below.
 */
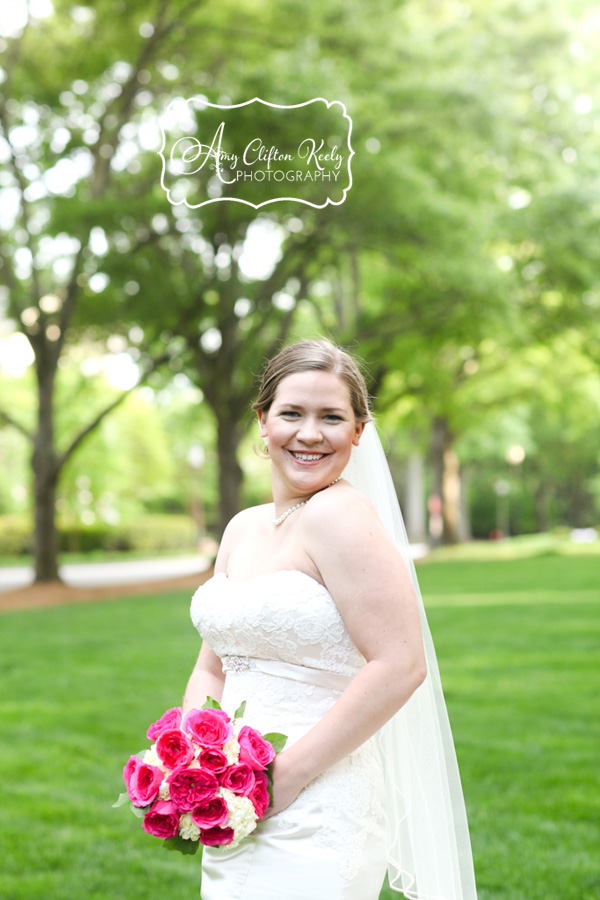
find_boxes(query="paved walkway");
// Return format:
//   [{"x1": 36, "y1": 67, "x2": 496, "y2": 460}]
[
  {"x1": 0, "y1": 544, "x2": 429, "y2": 594},
  {"x1": 0, "y1": 555, "x2": 211, "y2": 593}
]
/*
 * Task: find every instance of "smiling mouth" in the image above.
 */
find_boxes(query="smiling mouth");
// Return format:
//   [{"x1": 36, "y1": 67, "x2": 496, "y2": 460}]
[{"x1": 289, "y1": 451, "x2": 328, "y2": 462}]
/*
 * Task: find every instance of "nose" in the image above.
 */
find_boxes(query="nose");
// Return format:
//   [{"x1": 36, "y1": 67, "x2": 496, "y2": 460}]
[{"x1": 296, "y1": 416, "x2": 323, "y2": 443}]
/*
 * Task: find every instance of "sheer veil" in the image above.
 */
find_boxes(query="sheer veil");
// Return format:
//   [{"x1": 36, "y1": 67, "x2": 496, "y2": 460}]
[{"x1": 343, "y1": 422, "x2": 478, "y2": 900}]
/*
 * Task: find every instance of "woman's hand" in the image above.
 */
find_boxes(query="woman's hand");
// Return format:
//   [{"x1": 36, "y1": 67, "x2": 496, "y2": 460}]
[{"x1": 263, "y1": 752, "x2": 308, "y2": 818}]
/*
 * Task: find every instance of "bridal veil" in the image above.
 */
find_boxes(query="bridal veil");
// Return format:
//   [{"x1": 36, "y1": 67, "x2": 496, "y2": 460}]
[{"x1": 343, "y1": 422, "x2": 478, "y2": 900}]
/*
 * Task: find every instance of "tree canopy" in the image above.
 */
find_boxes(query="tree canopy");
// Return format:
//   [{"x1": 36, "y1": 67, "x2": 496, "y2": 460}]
[{"x1": 1, "y1": 0, "x2": 599, "y2": 576}]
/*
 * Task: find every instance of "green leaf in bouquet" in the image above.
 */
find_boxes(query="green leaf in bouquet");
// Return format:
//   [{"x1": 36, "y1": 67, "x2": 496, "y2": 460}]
[
  {"x1": 163, "y1": 835, "x2": 201, "y2": 855},
  {"x1": 266, "y1": 766, "x2": 274, "y2": 806},
  {"x1": 234, "y1": 700, "x2": 247, "y2": 719},
  {"x1": 112, "y1": 792, "x2": 131, "y2": 809},
  {"x1": 202, "y1": 696, "x2": 222, "y2": 710},
  {"x1": 263, "y1": 732, "x2": 288, "y2": 754},
  {"x1": 131, "y1": 803, "x2": 153, "y2": 819}
]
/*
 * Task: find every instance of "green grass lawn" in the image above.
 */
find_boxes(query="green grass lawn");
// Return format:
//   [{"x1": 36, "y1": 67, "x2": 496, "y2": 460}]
[{"x1": 0, "y1": 554, "x2": 598, "y2": 900}]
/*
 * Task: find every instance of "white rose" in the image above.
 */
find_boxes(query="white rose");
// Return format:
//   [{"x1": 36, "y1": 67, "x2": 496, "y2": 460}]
[
  {"x1": 158, "y1": 778, "x2": 170, "y2": 800},
  {"x1": 222, "y1": 738, "x2": 241, "y2": 764},
  {"x1": 220, "y1": 792, "x2": 258, "y2": 850},
  {"x1": 179, "y1": 813, "x2": 200, "y2": 841},
  {"x1": 143, "y1": 748, "x2": 168, "y2": 774}
]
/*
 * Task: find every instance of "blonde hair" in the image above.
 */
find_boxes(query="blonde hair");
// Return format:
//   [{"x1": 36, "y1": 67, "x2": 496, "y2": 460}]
[{"x1": 252, "y1": 339, "x2": 372, "y2": 422}]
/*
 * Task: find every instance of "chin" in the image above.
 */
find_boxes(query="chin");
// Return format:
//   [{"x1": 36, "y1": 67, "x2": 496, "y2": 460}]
[{"x1": 289, "y1": 465, "x2": 339, "y2": 489}]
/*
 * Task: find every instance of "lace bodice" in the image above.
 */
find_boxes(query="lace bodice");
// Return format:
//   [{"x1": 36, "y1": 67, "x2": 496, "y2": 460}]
[{"x1": 190, "y1": 569, "x2": 366, "y2": 677}]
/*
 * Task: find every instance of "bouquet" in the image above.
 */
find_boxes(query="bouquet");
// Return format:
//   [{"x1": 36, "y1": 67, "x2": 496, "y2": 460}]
[{"x1": 114, "y1": 698, "x2": 286, "y2": 858}]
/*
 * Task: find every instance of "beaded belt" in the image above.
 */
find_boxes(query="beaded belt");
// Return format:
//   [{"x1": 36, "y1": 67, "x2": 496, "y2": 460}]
[{"x1": 221, "y1": 655, "x2": 355, "y2": 693}]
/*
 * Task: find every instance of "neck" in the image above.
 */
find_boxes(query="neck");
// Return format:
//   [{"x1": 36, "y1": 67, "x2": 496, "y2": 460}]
[{"x1": 271, "y1": 475, "x2": 343, "y2": 525}]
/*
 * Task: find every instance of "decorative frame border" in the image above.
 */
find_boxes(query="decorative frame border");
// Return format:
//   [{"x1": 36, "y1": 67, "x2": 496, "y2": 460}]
[{"x1": 158, "y1": 97, "x2": 354, "y2": 209}]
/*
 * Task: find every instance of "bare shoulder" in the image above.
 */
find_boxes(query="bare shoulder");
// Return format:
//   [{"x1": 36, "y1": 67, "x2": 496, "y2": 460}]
[
  {"x1": 300, "y1": 480, "x2": 417, "y2": 631},
  {"x1": 214, "y1": 504, "x2": 271, "y2": 571},
  {"x1": 302, "y1": 481, "x2": 393, "y2": 564},
  {"x1": 303, "y1": 484, "x2": 424, "y2": 678}
]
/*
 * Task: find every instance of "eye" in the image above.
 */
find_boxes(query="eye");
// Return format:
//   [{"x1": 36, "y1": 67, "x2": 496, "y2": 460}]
[
  {"x1": 324, "y1": 414, "x2": 343, "y2": 422},
  {"x1": 280, "y1": 410, "x2": 300, "y2": 418}
]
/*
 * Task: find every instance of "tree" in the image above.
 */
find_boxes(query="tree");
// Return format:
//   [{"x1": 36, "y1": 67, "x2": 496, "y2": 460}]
[
  {"x1": 0, "y1": 0, "x2": 257, "y2": 578},
  {"x1": 334, "y1": 0, "x2": 600, "y2": 541},
  {"x1": 0, "y1": 0, "x2": 407, "y2": 574}
]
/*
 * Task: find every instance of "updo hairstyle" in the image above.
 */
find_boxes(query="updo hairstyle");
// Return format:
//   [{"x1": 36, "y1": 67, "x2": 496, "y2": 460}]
[{"x1": 252, "y1": 339, "x2": 372, "y2": 423}]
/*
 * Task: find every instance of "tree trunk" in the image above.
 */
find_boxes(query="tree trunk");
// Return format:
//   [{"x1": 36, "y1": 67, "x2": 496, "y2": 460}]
[
  {"x1": 216, "y1": 417, "x2": 244, "y2": 536},
  {"x1": 404, "y1": 450, "x2": 427, "y2": 543},
  {"x1": 33, "y1": 355, "x2": 61, "y2": 581},
  {"x1": 429, "y1": 417, "x2": 444, "y2": 547},
  {"x1": 32, "y1": 450, "x2": 60, "y2": 581},
  {"x1": 458, "y1": 465, "x2": 472, "y2": 542},
  {"x1": 430, "y1": 415, "x2": 463, "y2": 545},
  {"x1": 535, "y1": 482, "x2": 552, "y2": 532},
  {"x1": 442, "y1": 446, "x2": 461, "y2": 544}
]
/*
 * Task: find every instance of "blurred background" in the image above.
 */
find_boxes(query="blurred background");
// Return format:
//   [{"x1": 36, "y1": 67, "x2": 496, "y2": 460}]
[
  {"x1": 0, "y1": 2, "x2": 598, "y2": 899},
  {"x1": 1, "y1": 0, "x2": 599, "y2": 579}
]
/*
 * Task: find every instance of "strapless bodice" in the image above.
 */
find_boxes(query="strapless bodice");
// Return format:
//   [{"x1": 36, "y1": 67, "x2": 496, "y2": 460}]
[{"x1": 190, "y1": 569, "x2": 366, "y2": 678}]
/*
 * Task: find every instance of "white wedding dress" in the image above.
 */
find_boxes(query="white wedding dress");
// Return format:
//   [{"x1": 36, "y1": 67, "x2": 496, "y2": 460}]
[{"x1": 190, "y1": 568, "x2": 388, "y2": 900}]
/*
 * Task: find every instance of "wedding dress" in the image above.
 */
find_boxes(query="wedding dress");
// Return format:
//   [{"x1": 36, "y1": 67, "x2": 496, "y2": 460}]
[
  {"x1": 190, "y1": 568, "x2": 388, "y2": 900},
  {"x1": 189, "y1": 424, "x2": 477, "y2": 900}
]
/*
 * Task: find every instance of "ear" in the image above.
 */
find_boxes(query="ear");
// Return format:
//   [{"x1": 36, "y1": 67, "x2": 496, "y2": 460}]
[
  {"x1": 352, "y1": 421, "x2": 366, "y2": 446},
  {"x1": 257, "y1": 409, "x2": 268, "y2": 437}
]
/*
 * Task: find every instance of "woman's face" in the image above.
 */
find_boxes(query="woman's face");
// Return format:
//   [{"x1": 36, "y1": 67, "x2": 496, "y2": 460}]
[{"x1": 258, "y1": 369, "x2": 365, "y2": 497}]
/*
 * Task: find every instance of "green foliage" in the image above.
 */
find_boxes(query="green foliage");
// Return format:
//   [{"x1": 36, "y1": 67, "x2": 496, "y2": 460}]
[
  {"x1": 0, "y1": 373, "x2": 35, "y2": 516},
  {"x1": 0, "y1": 514, "x2": 33, "y2": 555},
  {"x1": 0, "y1": 513, "x2": 197, "y2": 556},
  {"x1": 162, "y1": 835, "x2": 200, "y2": 855},
  {"x1": 201, "y1": 696, "x2": 221, "y2": 710},
  {"x1": 63, "y1": 514, "x2": 197, "y2": 553},
  {"x1": 263, "y1": 732, "x2": 288, "y2": 754}
]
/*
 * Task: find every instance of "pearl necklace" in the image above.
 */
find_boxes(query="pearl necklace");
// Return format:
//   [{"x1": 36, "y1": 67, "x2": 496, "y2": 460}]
[{"x1": 272, "y1": 475, "x2": 343, "y2": 526}]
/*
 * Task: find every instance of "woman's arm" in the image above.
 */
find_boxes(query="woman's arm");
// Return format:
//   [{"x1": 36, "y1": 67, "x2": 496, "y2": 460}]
[
  {"x1": 182, "y1": 641, "x2": 225, "y2": 713},
  {"x1": 266, "y1": 486, "x2": 427, "y2": 816}
]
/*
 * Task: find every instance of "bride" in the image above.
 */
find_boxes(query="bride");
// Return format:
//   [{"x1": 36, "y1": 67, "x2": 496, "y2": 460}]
[{"x1": 185, "y1": 339, "x2": 477, "y2": 900}]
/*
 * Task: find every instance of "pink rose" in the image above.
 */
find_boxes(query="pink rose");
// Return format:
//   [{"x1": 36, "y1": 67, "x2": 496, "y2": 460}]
[
  {"x1": 198, "y1": 748, "x2": 228, "y2": 773},
  {"x1": 156, "y1": 729, "x2": 194, "y2": 769},
  {"x1": 142, "y1": 800, "x2": 180, "y2": 839},
  {"x1": 191, "y1": 795, "x2": 229, "y2": 829},
  {"x1": 249, "y1": 770, "x2": 270, "y2": 818},
  {"x1": 168, "y1": 766, "x2": 218, "y2": 812},
  {"x1": 147, "y1": 707, "x2": 182, "y2": 741},
  {"x1": 238, "y1": 726, "x2": 275, "y2": 771},
  {"x1": 199, "y1": 825, "x2": 235, "y2": 847},
  {"x1": 219, "y1": 763, "x2": 255, "y2": 796},
  {"x1": 123, "y1": 755, "x2": 163, "y2": 807},
  {"x1": 182, "y1": 708, "x2": 233, "y2": 749}
]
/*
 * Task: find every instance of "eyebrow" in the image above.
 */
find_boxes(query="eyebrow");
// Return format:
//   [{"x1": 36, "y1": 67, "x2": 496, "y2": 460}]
[{"x1": 277, "y1": 403, "x2": 347, "y2": 413}]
